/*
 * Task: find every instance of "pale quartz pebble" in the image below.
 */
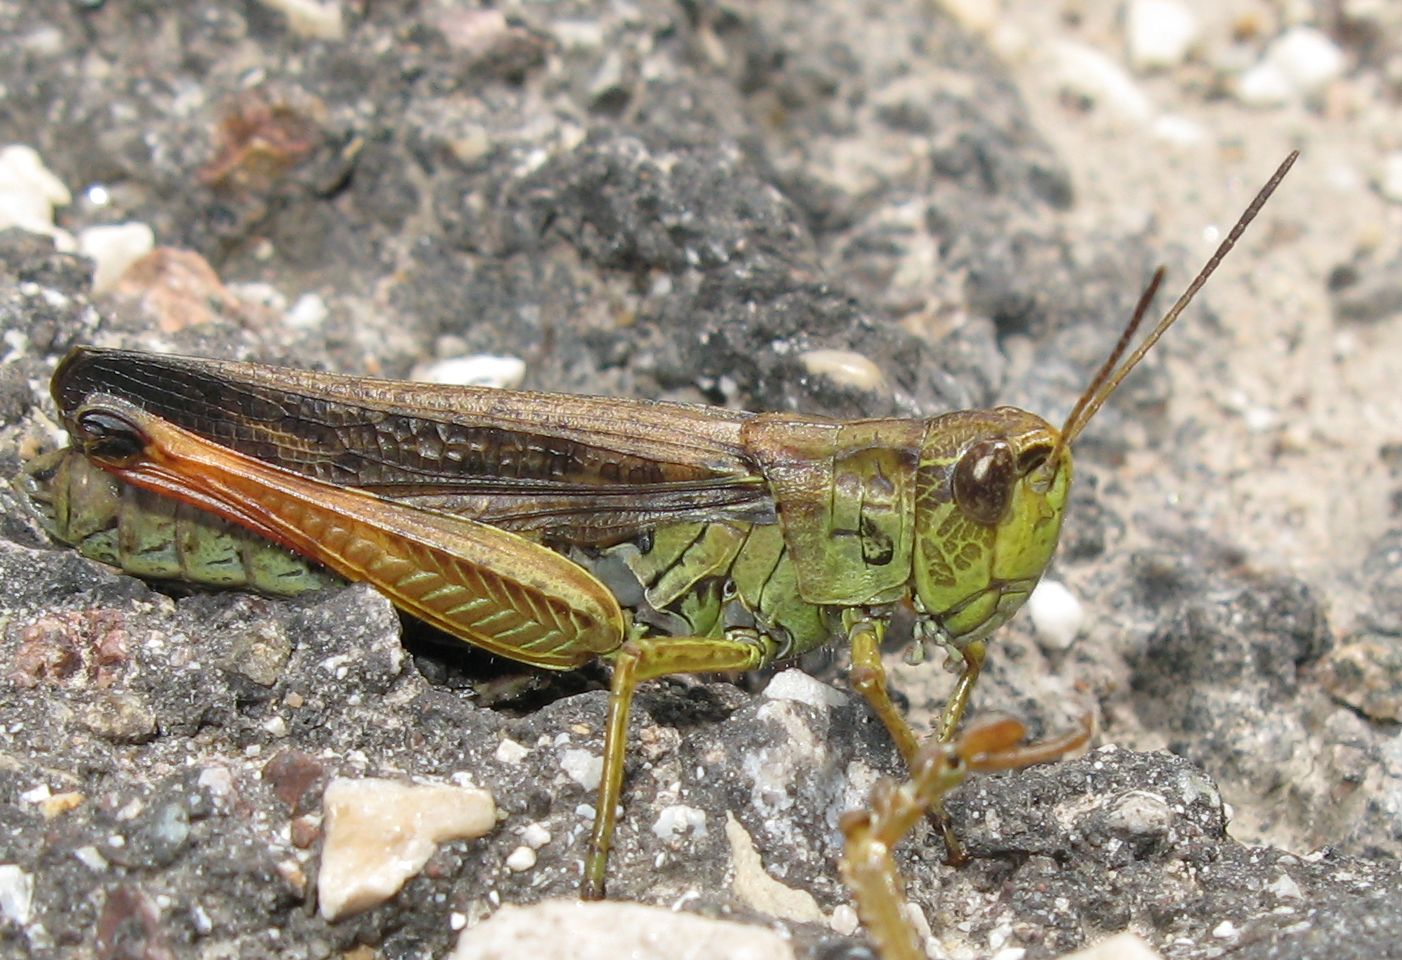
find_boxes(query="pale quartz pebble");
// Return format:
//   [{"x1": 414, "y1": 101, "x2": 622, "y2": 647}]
[
  {"x1": 504, "y1": 845, "x2": 536, "y2": 872},
  {"x1": 652, "y1": 803, "x2": 707, "y2": 841},
  {"x1": 0, "y1": 865, "x2": 33, "y2": 925},
  {"x1": 1238, "y1": 27, "x2": 1346, "y2": 106},
  {"x1": 413, "y1": 355, "x2": 527, "y2": 389},
  {"x1": 1054, "y1": 932, "x2": 1165, "y2": 960},
  {"x1": 1027, "y1": 579, "x2": 1084, "y2": 651},
  {"x1": 560, "y1": 748, "x2": 602, "y2": 791},
  {"x1": 253, "y1": 0, "x2": 344, "y2": 39},
  {"x1": 1050, "y1": 41, "x2": 1154, "y2": 123},
  {"x1": 317, "y1": 778, "x2": 495, "y2": 920},
  {"x1": 1126, "y1": 0, "x2": 1199, "y2": 72},
  {"x1": 78, "y1": 222, "x2": 155, "y2": 293},
  {"x1": 798, "y1": 348, "x2": 887, "y2": 393},
  {"x1": 1265, "y1": 27, "x2": 1345, "y2": 96},
  {"x1": 763, "y1": 668, "x2": 848, "y2": 710},
  {"x1": 0, "y1": 144, "x2": 74, "y2": 250},
  {"x1": 453, "y1": 899, "x2": 795, "y2": 960}
]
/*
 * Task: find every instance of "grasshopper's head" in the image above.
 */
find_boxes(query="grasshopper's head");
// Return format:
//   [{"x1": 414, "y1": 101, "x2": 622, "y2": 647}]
[
  {"x1": 908, "y1": 150, "x2": 1299, "y2": 660},
  {"x1": 909, "y1": 406, "x2": 1070, "y2": 655}
]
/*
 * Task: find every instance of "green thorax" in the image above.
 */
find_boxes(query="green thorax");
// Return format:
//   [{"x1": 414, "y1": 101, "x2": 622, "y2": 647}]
[{"x1": 585, "y1": 407, "x2": 1070, "y2": 663}]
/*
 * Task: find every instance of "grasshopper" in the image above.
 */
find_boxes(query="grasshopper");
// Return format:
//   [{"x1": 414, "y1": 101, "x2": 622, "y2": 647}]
[{"x1": 42, "y1": 153, "x2": 1295, "y2": 899}]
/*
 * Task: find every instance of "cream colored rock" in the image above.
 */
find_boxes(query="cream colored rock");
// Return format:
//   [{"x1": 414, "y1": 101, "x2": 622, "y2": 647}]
[
  {"x1": 317, "y1": 778, "x2": 496, "y2": 920},
  {"x1": 452, "y1": 899, "x2": 794, "y2": 960}
]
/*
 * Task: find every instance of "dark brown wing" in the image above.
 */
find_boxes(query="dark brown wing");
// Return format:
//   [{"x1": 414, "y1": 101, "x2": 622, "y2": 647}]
[{"x1": 53, "y1": 347, "x2": 776, "y2": 541}]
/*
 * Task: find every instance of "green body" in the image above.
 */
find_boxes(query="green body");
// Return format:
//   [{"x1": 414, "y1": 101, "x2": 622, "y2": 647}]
[
  {"x1": 16, "y1": 447, "x2": 340, "y2": 597},
  {"x1": 587, "y1": 409, "x2": 1071, "y2": 668}
]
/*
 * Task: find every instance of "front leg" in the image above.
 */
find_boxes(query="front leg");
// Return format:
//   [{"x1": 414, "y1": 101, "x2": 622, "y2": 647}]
[
  {"x1": 583, "y1": 628, "x2": 779, "y2": 900},
  {"x1": 846, "y1": 613, "x2": 920, "y2": 762}
]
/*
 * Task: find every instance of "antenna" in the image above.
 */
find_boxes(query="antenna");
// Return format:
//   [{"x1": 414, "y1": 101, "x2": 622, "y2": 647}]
[{"x1": 1048, "y1": 150, "x2": 1299, "y2": 467}]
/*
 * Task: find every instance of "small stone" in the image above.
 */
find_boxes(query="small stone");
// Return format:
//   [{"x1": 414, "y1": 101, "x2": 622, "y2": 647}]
[
  {"x1": 262, "y1": 749, "x2": 329, "y2": 814},
  {"x1": 652, "y1": 804, "x2": 707, "y2": 842},
  {"x1": 1126, "y1": 0, "x2": 1199, "y2": 72},
  {"x1": 561, "y1": 748, "x2": 602, "y2": 791},
  {"x1": 1028, "y1": 579, "x2": 1084, "y2": 651},
  {"x1": 77, "y1": 222, "x2": 155, "y2": 293},
  {"x1": 829, "y1": 903, "x2": 859, "y2": 936},
  {"x1": 763, "y1": 669, "x2": 848, "y2": 709},
  {"x1": 1318, "y1": 640, "x2": 1402, "y2": 721},
  {"x1": 413, "y1": 355, "x2": 526, "y2": 389},
  {"x1": 1103, "y1": 790, "x2": 1175, "y2": 839},
  {"x1": 1238, "y1": 27, "x2": 1346, "y2": 106},
  {"x1": 797, "y1": 349, "x2": 888, "y2": 394},
  {"x1": 0, "y1": 144, "x2": 74, "y2": 250},
  {"x1": 317, "y1": 778, "x2": 495, "y2": 920},
  {"x1": 224, "y1": 623, "x2": 293, "y2": 687},
  {"x1": 452, "y1": 899, "x2": 795, "y2": 960},
  {"x1": 253, "y1": 0, "x2": 344, "y2": 40},
  {"x1": 505, "y1": 846, "x2": 536, "y2": 872},
  {"x1": 520, "y1": 822, "x2": 551, "y2": 849},
  {"x1": 494, "y1": 738, "x2": 530, "y2": 764},
  {"x1": 1051, "y1": 40, "x2": 1155, "y2": 123},
  {"x1": 1266, "y1": 27, "x2": 1346, "y2": 96},
  {"x1": 0, "y1": 865, "x2": 34, "y2": 925},
  {"x1": 112, "y1": 248, "x2": 236, "y2": 331},
  {"x1": 81, "y1": 690, "x2": 157, "y2": 743}
]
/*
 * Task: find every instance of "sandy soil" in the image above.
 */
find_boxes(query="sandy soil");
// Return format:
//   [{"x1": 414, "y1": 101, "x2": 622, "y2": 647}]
[{"x1": 985, "y1": 0, "x2": 1402, "y2": 634}]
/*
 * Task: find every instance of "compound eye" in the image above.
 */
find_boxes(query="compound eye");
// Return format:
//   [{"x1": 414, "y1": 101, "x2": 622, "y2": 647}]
[
  {"x1": 74, "y1": 408, "x2": 146, "y2": 464},
  {"x1": 952, "y1": 438, "x2": 1015, "y2": 525}
]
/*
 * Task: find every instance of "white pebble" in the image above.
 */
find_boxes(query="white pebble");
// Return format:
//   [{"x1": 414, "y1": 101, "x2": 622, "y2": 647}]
[
  {"x1": 1050, "y1": 40, "x2": 1155, "y2": 123},
  {"x1": 1267, "y1": 27, "x2": 1346, "y2": 96},
  {"x1": 763, "y1": 669, "x2": 848, "y2": 709},
  {"x1": 829, "y1": 903, "x2": 859, "y2": 936},
  {"x1": 451, "y1": 900, "x2": 794, "y2": 960},
  {"x1": 494, "y1": 738, "x2": 530, "y2": 764},
  {"x1": 1126, "y1": 0, "x2": 1199, "y2": 72},
  {"x1": 1379, "y1": 152, "x2": 1402, "y2": 204},
  {"x1": 561, "y1": 748, "x2": 602, "y2": 791},
  {"x1": 505, "y1": 845, "x2": 537, "y2": 872},
  {"x1": 652, "y1": 804, "x2": 708, "y2": 841},
  {"x1": 520, "y1": 822, "x2": 552, "y2": 849},
  {"x1": 1238, "y1": 27, "x2": 1346, "y2": 106},
  {"x1": 253, "y1": 0, "x2": 344, "y2": 40},
  {"x1": 0, "y1": 144, "x2": 74, "y2": 250},
  {"x1": 413, "y1": 355, "x2": 526, "y2": 389},
  {"x1": 0, "y1": 865, "x2": 33, "y2": 925},
  {"x1": 78, "y1": 222, "x2": 155, "y2": 293},
  {"x1": 798, "y1": 349, "x2": 888, "y2": 394},
  {"x1": 1027, "y1": 579, "x2": 1084, "y2": 651}
]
